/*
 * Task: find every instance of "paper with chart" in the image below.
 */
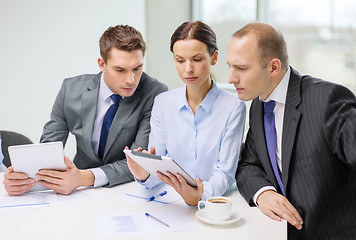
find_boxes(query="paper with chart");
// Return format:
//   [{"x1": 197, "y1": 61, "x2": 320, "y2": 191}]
[{"x1": 95, "y1": 208, "x2": 196, "y2": 237}]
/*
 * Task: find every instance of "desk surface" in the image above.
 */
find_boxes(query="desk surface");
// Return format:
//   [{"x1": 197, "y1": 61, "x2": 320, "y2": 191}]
[{"x1": 0, "y1": 173, "x2": 286, "y2": 240}]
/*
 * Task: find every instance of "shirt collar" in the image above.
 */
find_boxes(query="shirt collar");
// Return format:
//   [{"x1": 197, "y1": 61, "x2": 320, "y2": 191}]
[
  {"x1": 99, "y1": 73, "x2": 114, "y2": 102},
  {"x1": 178, "y1": 80, "x2": 219, "y2": 113},
  {"x1": 260, "y1": 66, "x2": 291, "y2": 104},
  {"x1": 99, "y1": 73, "x2": 123, "y2": 102}
]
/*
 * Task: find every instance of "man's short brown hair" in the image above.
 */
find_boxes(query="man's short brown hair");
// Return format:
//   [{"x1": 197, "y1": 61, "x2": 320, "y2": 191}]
[
  {"x1": 99, "y1": 25, "x2": 146, "y2": 62},
  {"x1": 233, "y1": 22, "x2": 289, "y2": 70}
]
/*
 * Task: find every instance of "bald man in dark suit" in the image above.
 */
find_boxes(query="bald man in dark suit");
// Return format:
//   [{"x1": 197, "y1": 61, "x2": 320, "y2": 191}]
[{"x1": 228, "y1": 22, "x2": 356, "y2": 239}]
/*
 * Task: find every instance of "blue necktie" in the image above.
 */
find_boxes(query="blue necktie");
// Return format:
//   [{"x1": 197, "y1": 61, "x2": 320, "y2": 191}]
[
  {"x1": 264, "y1": 101, "x2": 285, "y2": 195},
  {"x1": 98, "y1": 94, "x2": 121, "y2": 159}
]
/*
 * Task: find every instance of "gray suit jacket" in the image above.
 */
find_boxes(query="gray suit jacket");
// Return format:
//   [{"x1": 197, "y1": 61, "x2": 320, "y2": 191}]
[
  {"x1": 41, "y1": 72, "x2": 167, "y2": 187},
  {"x1": 236, "y1": 67, "x2": 356, "y2": 239}
]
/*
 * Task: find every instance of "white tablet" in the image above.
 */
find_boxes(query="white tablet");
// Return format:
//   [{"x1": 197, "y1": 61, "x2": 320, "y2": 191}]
[
  {"x1": 8, "y1": 141, "x2": 66, "y2": 192},
  {"x1": 124, "y1": 149, "x2": 197, "y2": 187}
]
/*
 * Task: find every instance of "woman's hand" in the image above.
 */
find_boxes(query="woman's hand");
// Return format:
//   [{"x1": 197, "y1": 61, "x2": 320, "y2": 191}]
[
  {"x1": 125, "y1": 146, "x2": 152, "y2": 181},
  {"x1": 157, "y1": 171, "x2": 204, "y2": 206}
]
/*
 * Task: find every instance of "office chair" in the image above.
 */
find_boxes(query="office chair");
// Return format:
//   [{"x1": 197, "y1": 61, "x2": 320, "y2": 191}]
[{"x1": 0, "y1": 130, "x2": 33, "y2": 168}]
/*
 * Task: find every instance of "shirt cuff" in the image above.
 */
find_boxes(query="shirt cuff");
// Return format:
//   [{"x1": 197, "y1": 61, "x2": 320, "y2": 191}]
[
  {"x1": 252, "y1": 186, "x2": 276, "y2": 206},
  {"x1": 0, "y1": 164, "x2": 7, "y2": 172},
  {"x1": 200, "y1": 181, "x2": 211, "y2": 201},
  {"x1": 89, "y1": 167, "x2": 109, "y2": 187},
  {"x1": 135, "y1": 175, "x2": 161, "y2": 189}
]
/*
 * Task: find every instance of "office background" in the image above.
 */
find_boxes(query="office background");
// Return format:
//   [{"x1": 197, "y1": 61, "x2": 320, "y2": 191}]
[{"x1": 1, "y1": 0, "x2": 355, "y2": 159}]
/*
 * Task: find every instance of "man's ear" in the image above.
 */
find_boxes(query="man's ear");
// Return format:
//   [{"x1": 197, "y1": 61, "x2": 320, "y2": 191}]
[
  {"x1": 98, "y1": 57, "x2": 106, "y2": 72},
  {"x1": 269, "y1": 58, "x2": 281, "y2": 77}
]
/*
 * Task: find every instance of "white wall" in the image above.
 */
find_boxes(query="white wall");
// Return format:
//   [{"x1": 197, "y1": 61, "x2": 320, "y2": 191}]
[
  {"x1": 145, "y1": 0, "x2": 191, "y2": 90},
  {"x1": 0, "y1": 0, "x2": 145, "y2": 158}
]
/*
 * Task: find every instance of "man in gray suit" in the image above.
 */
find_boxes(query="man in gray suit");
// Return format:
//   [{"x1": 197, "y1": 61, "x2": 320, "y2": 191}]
[
  {"x1": 228, "y1": 22, "x2": 356, "y2": 239},
  {"x1": 3, "y1": 25, "x2": 167, "y2": 195}
]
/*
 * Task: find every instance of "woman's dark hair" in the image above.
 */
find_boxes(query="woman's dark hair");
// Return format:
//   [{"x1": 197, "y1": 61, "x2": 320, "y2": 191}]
[{"x1": 170, "y1": 21, "x2": 218, "y2": 56}]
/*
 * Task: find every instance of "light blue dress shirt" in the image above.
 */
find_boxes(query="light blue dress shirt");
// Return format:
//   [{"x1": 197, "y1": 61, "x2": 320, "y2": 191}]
[{"x1": 139, "y1": 81, "x2": 246, "y2": 200}]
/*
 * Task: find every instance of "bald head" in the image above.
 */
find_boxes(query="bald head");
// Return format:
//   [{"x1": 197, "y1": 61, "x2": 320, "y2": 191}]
[{"x1": 232, "y1": 22, "x2": 289, "y2": 70}]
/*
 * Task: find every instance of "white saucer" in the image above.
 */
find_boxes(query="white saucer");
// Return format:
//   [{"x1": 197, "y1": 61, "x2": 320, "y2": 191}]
[{"x1": 195, "y1": 210, "x2": 241, "y2": 225}]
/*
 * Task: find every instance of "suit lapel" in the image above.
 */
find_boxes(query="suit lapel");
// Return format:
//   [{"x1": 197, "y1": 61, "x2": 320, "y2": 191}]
[
  {"x1": 103, "y1": 84, "x2": 142, "y2": 160},
  {"x1": 282, "y1": 67, "x2": 302, "y2": 190},
  {"x1": 81, "y1": 73, "x2": 101, "y2": 160}
]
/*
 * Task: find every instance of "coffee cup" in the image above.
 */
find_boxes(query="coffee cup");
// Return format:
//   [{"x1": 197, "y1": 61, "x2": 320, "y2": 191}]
[{"x1": 197, "y1": 196, "x2": 232, "y2": 221}]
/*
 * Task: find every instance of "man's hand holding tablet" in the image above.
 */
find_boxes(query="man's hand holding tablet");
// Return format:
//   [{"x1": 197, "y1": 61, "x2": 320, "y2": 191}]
[
  {"x1": 35, "y1": 156, "x2": 95, "y2": 195},
  {"x1": 3, "y1": 166, "x2": 36, "y2": 196},
  {"x1": 4, "y1": 142, "x2": 95, "y2": 196}
]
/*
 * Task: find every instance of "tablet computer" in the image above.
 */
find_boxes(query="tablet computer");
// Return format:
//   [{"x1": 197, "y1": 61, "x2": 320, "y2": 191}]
[
  {"x1": 124, "y1": 149, "x2": 197, "y2": 187},
  {"x1": 8, "y1": 141, "x2": 66, "y2": 192}
]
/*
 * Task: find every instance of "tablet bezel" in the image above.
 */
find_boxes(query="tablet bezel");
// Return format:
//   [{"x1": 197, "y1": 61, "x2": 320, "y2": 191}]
[
  {"x1": 8, "y1": 141, "x2": 66, "y2": 192},
  {"x1": 124, "y1": 149, "x2": 197, "y2": 187}
]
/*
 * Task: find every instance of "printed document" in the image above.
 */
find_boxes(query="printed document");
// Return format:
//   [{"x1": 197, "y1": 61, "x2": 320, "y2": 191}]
[{"x1": 96, "y1": 208, "x2": 196, "y2": 237}]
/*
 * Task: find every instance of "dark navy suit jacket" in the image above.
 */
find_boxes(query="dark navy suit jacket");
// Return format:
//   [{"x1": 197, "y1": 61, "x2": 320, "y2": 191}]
[{"x1": 236, "y1": 67, "x2": 356, "y2": 239}]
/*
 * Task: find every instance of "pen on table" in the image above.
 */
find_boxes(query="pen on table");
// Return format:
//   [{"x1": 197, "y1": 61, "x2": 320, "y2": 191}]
[
  {"x1": 146, "y1": 190, "x2": 167, "y2": 202},
  {"x1": 145, "y1": 212, "x2": 170, "y2": 228}
]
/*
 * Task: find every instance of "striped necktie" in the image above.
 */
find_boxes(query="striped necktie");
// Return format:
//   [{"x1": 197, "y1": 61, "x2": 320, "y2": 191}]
[{"x1": 264, "y1": 100, "x2": 285, "y2": 195}]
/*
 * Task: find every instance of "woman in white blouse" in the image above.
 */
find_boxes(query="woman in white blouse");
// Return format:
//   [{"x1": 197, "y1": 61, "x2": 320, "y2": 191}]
[{"x1": 127, "y1": 21, "x2": 246, "y2": 206}]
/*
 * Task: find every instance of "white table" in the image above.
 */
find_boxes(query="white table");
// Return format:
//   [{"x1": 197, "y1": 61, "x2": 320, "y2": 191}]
[{"x1": 0, "y1": 173, "x2": 286, "y2": 240}]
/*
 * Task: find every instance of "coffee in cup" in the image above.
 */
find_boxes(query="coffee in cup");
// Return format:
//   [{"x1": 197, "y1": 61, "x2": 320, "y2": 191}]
[
  {"x1": 208, "y1": 198, "x2": 229, "y2": 204},
  {"x1": 197, "y1": 196, "x2": 232, "y2": 221}
]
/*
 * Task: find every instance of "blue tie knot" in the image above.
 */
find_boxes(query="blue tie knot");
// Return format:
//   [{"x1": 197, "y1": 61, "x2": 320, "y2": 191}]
[
  {"x1": 264, "y1": 100, "x2": 275, "y2": 114},
  {"x1": 111, "y1": 94, "x2": 121, "y2": 105}
]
